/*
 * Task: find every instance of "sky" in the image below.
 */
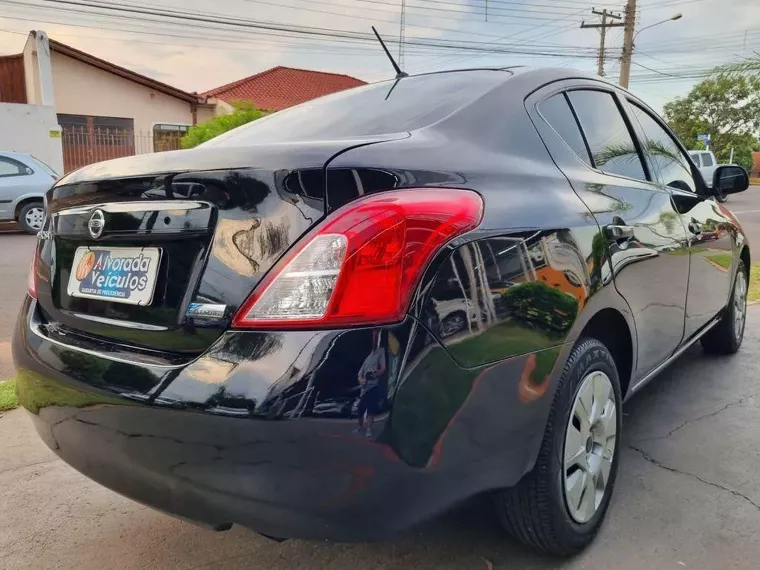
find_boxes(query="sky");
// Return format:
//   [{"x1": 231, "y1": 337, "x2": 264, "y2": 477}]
[{"x1": 1, "y1": 0, "x2": 760, "y2": 112}]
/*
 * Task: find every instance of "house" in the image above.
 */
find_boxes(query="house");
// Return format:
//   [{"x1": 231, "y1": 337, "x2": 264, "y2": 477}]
[
  {"x1": 203, "y1": 66, "x2": 366, "y2": 112},
  {"x1": 1, "y1": 31, "x2": 216, "y2": 172}
]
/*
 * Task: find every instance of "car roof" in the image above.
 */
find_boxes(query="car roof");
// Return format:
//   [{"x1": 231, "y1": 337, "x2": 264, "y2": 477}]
[
  {"x1": 0, "y1": 151, "x2": 33, "y2": 162},
  {"x1": 403, "y1": 65, "x2": 603, "y2": 86}
]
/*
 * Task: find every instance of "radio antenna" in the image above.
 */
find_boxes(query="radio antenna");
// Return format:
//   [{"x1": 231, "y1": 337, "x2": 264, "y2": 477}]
[{"x1": 371, "y1": 26, "x2": 407, "y2": 79}]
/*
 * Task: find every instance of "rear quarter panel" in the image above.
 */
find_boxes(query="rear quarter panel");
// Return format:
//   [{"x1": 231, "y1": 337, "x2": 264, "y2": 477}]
[{"x1": 325, "y1": 78, "x2": 637, "y2": 475}]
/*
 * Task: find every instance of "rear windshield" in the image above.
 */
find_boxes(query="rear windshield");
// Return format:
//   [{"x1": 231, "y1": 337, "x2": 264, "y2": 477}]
[{"x1": 203, "y1": 70, "x2": 508, "y2": 147}]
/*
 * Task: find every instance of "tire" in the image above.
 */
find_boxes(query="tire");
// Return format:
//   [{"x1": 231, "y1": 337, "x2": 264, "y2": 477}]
[
  {"x1": 440, "y1": 312, "x2": 467, "y2": 338},
  {"x1": 18, "y1": 201, "x2": 45, "y2": 234},
  {"x1": 701, "y1": 259, "x2": 747, "y2": 355},
  {"x1": 496, "y1": 338, "x2": 622, "y2": 555},
  {"x1": 715, "y1": 191, "x2": 728, "y2": 203}
]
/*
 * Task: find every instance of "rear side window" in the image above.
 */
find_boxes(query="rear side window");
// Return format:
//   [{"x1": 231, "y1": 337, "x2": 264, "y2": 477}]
[
  {"x1": 0, "y1": 156, "x2": 29, "y2": 177},
  {"x1": 539, "y1": 93, "x2": 592, "y2": 166},
  {"x1": 701, "y1": 152, "x2": 714, "y2": 167},
  {"x1": 567, "y1": 90, "x2": 648, "y2": 182},
  {"x1": 203, "y1": 71, "x2": 508, "y2": 146},
  {"x1": 629, "y1": 103, "x2": 697, "y2": 193},
  {"x1": 689, "y1": 152, "x2": 701, "y2": 166}
]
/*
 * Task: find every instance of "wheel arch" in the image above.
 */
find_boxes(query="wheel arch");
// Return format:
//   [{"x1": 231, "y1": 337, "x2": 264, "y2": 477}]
[
  {"x1": 575, "y1": 308, "x2": 634, "y2": 399},
  {"x1": 14, "y1": 196, "x2": 44, "y2": 220},
  {"x1": 740, "y1": 244, "x2": 750, "y2": 273}
]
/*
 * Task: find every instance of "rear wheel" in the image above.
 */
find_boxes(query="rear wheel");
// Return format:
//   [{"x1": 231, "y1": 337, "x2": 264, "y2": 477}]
[
  {"x1": 701, "y1": 259, "x2": 747, "y2": 354},
  {"x1": 18, "y1": 202, "x2": 45, "y2": 234},
  {"x1": 496, "y1": 338, "x2": 622, "y2": 555},
  {"x1": 441, "y1": 312, "x2": 467, "y2": 337}
]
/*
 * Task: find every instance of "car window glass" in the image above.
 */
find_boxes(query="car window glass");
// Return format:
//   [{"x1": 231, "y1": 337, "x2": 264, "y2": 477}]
[
  {"x1": 689, "y1": 153, "x2": 701, "y2": 167},
  {"x1": 538, "y1": 93, "x2": 592, "y2": 166},
  {"x1": 0, "y1": 157, "x2": 25, "y2": 177},
  {"x1": 701, "y1": 152, "x2": 714, "y2": 167},
  {"x1": 567, "y1": 90, "x2": 647, "y2": 181},
  {"x1": 629, "y1": 102, "x2": 697, "y2": 193},
  {"x1": 203, "y1": 70, "x2": 508, "y2": 147}
]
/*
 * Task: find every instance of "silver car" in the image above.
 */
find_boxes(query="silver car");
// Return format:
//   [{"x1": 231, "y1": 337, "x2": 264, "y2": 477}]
[{"x1": 0, "y1": 151, "x2": 58, "y2": 234}]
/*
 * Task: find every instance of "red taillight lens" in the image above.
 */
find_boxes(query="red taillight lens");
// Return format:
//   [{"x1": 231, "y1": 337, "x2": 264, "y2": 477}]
[
  {"x1": 232, "y1": 188, "x2": 483, "y2": 329},
  {"x1": 27, "y1": 248, "x2": 39, "y2": 299}
]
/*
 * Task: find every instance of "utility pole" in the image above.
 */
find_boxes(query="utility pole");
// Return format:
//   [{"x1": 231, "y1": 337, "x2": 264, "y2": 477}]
[
  {"x1": 619, "y1": 0, "x2": 637, "y2": 89},
  {"x1": 398, "y1": 0, "x2": 406, "y2": 69},
  {"x1": 581, "y1": 8, "x2": 623, "y2": 77}
]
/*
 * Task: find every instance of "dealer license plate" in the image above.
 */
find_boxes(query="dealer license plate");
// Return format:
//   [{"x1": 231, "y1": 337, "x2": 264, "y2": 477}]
[{"x1": 67, "y1": 247, "x2": 161, "y2": 306}]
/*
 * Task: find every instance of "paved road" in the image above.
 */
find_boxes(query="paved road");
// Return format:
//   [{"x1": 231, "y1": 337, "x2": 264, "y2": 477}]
[
  {"x1": 723, "y1": 186, "x2": 760, "y2": 246},
  {"x1": 0, "y1": 233, "x2": 35, "y2": 379},
  {"x1": 2, "y1": 191, "x2": 760, "y2": 569}
]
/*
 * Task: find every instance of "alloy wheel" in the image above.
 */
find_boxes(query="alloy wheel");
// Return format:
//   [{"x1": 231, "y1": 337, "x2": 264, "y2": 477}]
[
  {"x1": 563, "y1": 370, "x2": 617, "y2": 524},
  {"x1": 24, "y1": 207, "x2": 45, "y2": 231},
  {"x1": 734, "y1": 270, "x2": 747, "y2": 341}
]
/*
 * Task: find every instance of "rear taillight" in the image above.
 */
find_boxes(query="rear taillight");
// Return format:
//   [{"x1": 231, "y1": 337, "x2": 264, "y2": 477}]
[
  {"x1": 232, "y1": 188, "x2": 483, "y2": 329},
  {"x1": 27, "y1": 248, "x2": 39, "y2": 299}
]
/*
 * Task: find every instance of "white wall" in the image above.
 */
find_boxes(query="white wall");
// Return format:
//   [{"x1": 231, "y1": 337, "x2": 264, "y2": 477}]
[
  {"x1": 51, "y1": 51, "x2": 196, "y2": 135},
  {"x1": 0, "y1": 103, "x2": 63, "y2": 174}
]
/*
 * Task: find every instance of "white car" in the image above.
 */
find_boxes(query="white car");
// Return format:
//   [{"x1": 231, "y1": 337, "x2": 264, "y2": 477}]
[
  {"x1": 688, "y1": 150, "x2": 718, "y2": 187},
  {"x1": 0, "y1": 151, "x2": 58, "y2": 233}
]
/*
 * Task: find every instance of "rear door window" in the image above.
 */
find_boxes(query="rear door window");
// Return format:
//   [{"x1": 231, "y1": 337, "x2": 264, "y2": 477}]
[
  {"x1": 566, "y1": 90, "x2": 648, "y2": 182},
  {"x1": 538, "y1": 93, "x2": 593, "y2": 166}
]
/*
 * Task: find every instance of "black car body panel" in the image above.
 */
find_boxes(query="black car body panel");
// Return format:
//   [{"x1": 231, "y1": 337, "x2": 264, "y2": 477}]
[
  {"x1": 14, "y1": 295, "x2": 568, "y2": 539},
  {"x1": 14, "y1": 67, "x2": 748, "y2": 541}
]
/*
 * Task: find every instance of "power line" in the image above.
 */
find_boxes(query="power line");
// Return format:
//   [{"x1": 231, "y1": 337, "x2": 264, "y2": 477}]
[
  {"x1": 433, "y1": 6, "x2": 590, "y2": 67},
  {"x1": 0, "y1": 1, "x2": 602, "y2": 59}
]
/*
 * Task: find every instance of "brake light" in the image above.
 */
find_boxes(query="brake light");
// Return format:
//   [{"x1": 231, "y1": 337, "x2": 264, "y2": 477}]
[
  {"x1": 232, "y1": 188, "x2": 483, "y2": 329},
  {"x1": 27, "y1": 248, "x2": 39, "y2": 299}
]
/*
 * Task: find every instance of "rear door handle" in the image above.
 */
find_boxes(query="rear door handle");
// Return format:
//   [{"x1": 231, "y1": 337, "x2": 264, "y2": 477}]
[{"x1": 605, "y1": 225, "x2": 634, "y2": 241}]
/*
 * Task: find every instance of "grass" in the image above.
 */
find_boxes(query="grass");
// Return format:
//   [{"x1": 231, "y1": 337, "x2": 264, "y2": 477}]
[
  {"x1": 0, "y1": 378, "x2": 18, "y2": 411},
  {"x1": 706, "y1": 253, "x2": 732, "y2": 270},
  {"x1": 445, "y1": 320, "x2": 556, "y2": 368},
  {"x1": 750, "y1": 264, "x2": 760, "y2": 304}
]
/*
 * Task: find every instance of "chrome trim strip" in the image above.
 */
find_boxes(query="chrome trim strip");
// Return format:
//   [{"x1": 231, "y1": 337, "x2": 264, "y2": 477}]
[
  {"x1": 628, "y1": 316, "x2": 721, "y2": 397},
  {"x1": 70, "y1": 312, "x2": 168, "y2": 331},
  {"x1": 28, "y1": 304, "x2": 184, "y2": 370},
  {"x1": 57, "y1": 201, "x2": 207, "y2": 216}
]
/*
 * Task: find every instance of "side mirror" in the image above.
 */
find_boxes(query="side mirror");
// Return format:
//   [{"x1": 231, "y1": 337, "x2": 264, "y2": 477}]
[{"x1": 713, "y1": 165, "x2": 749, "y2": 195}]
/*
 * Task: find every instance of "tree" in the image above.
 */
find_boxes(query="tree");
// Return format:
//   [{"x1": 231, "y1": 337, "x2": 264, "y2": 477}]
[
  {"x1": 663, "y1": 73, "x2": 760, "y2": 172},
  {"x1": 181, "y1": 101, "x2": 268, "y2": 148}
]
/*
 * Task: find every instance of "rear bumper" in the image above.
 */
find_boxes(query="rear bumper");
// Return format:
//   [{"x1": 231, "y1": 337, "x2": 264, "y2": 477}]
[{"x1": 13, "y1": 297, "x2": 562, "y2": 541}]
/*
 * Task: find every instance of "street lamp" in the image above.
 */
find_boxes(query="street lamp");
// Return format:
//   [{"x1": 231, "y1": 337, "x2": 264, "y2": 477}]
[
  {"x1": 620, "y1": 12, "x2": 683, "y2": 89},
  {"x1": 633, "y1": 13, "x2": 683, "y2": 45}
]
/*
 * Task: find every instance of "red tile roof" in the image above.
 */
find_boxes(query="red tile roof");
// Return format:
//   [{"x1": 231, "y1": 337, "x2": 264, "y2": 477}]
[{"x1": 203, "y1": 66, "x2": 366, "y2": 111}]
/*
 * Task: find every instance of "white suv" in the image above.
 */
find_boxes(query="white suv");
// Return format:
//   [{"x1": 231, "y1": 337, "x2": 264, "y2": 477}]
[{"x1": 0, "y1": 152, "x2": 58, "y2": 234}]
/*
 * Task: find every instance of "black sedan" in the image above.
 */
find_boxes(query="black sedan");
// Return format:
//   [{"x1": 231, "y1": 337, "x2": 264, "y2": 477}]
[{"x1": 13, "y1": 67, "x2": 750, "y2": 555}]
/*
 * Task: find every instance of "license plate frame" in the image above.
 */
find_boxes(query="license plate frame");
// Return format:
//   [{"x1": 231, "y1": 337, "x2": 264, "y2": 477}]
[{"x1": 66, "y1": 246, "x2": 162, "y2": 306}]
